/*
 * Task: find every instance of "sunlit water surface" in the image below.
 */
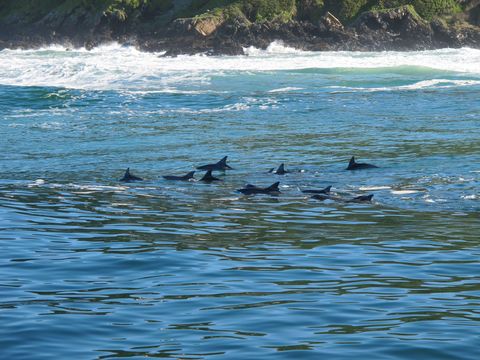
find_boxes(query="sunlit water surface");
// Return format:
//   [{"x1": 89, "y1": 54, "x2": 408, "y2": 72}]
[{"x1": 1, "y1": 44, "x2": 479, "y2": 359}]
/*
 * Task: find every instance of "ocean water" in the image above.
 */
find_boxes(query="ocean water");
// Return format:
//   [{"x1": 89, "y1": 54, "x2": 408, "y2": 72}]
[{"x1": 1, "y1": 43, "x2": 479, "y2": 359}]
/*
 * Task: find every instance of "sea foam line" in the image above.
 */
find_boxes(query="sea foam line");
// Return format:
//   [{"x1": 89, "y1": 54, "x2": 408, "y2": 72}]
[
  {"x1": 1, "y1": 42, "x2": 479, "y2": 90},
  {"x1": 329, "y1": 79, "x2": 480, "y2": 93}
]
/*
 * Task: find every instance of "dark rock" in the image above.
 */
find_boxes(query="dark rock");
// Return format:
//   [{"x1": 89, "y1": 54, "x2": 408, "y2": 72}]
[
  {"x1": 466, "y1": 1, "x2": 480, "y2": 26},
  {"x1": 352, "y1": 6, "x2": 434, "y2": 50},
  {"x1": 431, "y1": 19, "x2": 459, "y2": 47},
  {"x1": 318, "y1": 12, "x2": 344, "y2": 33},
  {"x1": 0, "y1": 3, "x2": 479, "y2": 55}
]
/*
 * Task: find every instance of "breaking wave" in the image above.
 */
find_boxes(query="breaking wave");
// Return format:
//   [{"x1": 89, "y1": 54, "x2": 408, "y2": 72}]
[{"x1": 0, "y1": 42, "x2": 479, "y2": 91}]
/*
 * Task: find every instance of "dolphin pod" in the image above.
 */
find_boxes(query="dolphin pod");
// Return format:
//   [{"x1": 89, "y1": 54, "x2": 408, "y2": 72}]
[{"x1": 119, "y1": 156, "x2": 377, "y2": 202}]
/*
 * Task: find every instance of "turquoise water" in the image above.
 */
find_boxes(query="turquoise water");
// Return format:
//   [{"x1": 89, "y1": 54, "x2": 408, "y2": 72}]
[{"x1": 1, "y1": 45, "x2": 480, "y2": 359}]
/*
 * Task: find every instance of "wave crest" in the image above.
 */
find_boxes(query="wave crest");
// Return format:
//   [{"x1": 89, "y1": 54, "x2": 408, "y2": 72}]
[{"x1": 0, "y1": 43, "x2": 479, "y2": 90}]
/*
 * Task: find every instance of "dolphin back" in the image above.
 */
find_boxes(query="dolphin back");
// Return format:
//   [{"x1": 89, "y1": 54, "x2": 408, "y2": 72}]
[{"x1": 266, "y1": 182, "x2": 280, "y2": 192}]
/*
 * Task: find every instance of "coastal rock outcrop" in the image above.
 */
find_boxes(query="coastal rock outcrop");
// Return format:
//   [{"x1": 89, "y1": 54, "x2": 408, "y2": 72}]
[
  {"x1": 319, "y1": 12, "x2": 344, "y2": 32},
  {"x1": 352, "y1": 5, "x2": 434, "y2": 50},
  {"x1": 170, "y1": 15, "x2": 226, "y2": 37},
  {"x1": 1, "y1": 0, "x2": 480, "y2": 54}
]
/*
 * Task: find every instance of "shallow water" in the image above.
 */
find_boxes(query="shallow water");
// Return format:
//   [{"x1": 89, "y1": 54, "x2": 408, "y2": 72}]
[{"x1": 1, "y1": 44, "x2": 480, "y2": 359}]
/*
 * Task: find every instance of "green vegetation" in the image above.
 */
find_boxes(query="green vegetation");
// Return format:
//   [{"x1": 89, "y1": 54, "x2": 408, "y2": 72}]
[
  {"x1": 104, "y1": 1, "x2": 174, "y2": 22},
  {"x1": 371, "y1": 3, "x2": 424, "y2": 22},
  {"x1": 0, "y1": 0, "x2": 173, "y2": 25},
  {"x1": 242, "y1": 0, "x2": 297, "y2": 22},
  {"x1": 0, "y1": 0, "x2": 471, "y2": 30},
  {"x1": 410, "y1": 0, "x2": 461, "y2": 20},
  {"x1": 372, "y1": 0, "x2": 462, "y2": 20},
  {"x1": 323, "y1": 0, "x2": 369, "y2": 23},
  {"x1": 0, "y1": 0, "x2": 65, "y2": 24},
  {"x1": 296, "y1": 0, "x2": 324, "y2": 22},
  {"x1": 175, "y1": 0, "x2": 464, "y2": 25},
  {"x1": 179, "y1": 1, "x2": 297, "y2": 23}
]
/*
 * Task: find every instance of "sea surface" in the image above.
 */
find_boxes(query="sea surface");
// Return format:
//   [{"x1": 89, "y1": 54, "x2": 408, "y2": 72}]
[{"x1": 1, "y1": 43, "x2": 479, "y2": 359}]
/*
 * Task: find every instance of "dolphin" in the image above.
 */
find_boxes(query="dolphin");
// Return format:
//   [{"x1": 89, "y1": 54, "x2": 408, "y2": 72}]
[
  {"x1": 119, "y1": 168, "x2": 143, "y2": 182},
  {"x1": 311, "y1": 193, "x2": 333, "y2": 201},
  {"x1": 238, "y1": 182, "x2": 281, "y2": 195},
  {"x1": 268, "y1": 163, "x2": 290, "y2": 175},
  {"x1": 163, "y1": 171, "x2": 195, "y2": 181},
  {"x1": 302, "y1": 186, "x2": 332, "y2": 195},
  {"x1": 200, "y1": 170, "x2": 222, "y2": 183},
  {"x1": 197, "y1": 156, "x2": 233, "y2": 171},
  {"x1": 346, "y1": 157, "x2": 378, "y2": 170},
  {"x1": 312, "y1": 193, "x2": 374, "y2": 203},
  {"x1": 347, "y1": 194, "x2": 374, "y2": 203}
]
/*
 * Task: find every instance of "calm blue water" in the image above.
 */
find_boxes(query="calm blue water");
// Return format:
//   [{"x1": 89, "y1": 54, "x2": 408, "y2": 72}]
[{"x1": 1, "y1": 44, "x2": 480, "y2": 359}]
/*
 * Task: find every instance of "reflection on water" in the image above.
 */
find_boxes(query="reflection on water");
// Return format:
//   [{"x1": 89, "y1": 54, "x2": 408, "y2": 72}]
[
  {"x1": 1, "y1": 50, "x2": 480, "y2": 359},
  {"x1": 1, "y1": 175, "x2": 479, "y2": 359}
]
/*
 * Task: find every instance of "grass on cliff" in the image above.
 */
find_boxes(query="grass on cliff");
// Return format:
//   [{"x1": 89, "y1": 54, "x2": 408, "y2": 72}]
[
  {"x1": 322, "y1": 0, "x2": 462, "y2": 23},
  {"x1": 0, "y1": 0, "x2": 174, "y2": 25},
  {"x1": 176, "y1": 0, "x2": 464, "y2": 26},
  {"x1": 179, "y1": 0, "x2": 298, "y2": 23},
  {"x1": 0, "y1": 0, "x2": 468, "y2": 28},
  {"x1": 373, "y1": 0, "x2": 462, "y2": 20}
]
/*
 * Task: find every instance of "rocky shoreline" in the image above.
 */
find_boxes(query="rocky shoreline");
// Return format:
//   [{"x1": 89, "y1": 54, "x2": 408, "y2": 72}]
[
  {"x1": 150, "y1": 7, "x2": 480, "y2": 56},
  {"x1": 1, "y1": 2, "x2": 480, "y2": 55}
]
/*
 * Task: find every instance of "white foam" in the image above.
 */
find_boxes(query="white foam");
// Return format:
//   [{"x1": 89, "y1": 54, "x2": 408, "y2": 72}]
[
  {"x1": 32, "y1": 182, "x2": 128, "y2": 192},
  {"x1": 33, "y1": 121, "x2": 64, "y2": 130},
  {"x1": 1, "y1": 43, "x2": 480, "y2": 90},
  {"x1": 27, "y1": 179, "x2": 46, "y2": 187},
  {"x1": 243, "y1": 41, "x2": 302, "y2": 56},
  {"x1": 359, "y1": 186, "x2": 391, "y2": 191},
  {"x1": 162, "y1": 102, "x2": 251, "y2": 115},
  {"x1": 391, "y1": 190, "x2": 422, "y2": 195},
  {"x1": 331, "y1": 79, "x2": 480, "y2": 92},
  {"x1": 268, "y1": 87, "x2": 303, "y2": 93}
]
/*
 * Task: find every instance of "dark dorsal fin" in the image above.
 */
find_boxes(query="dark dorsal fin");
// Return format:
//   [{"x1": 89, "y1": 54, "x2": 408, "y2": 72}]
[
  {"x1": 277, "y1": 163, "x2": 285, "y2": 173},
  {"x1": 349, "y1": 157, "x2": 356, "y2": 167},
  {"x1": 121, "y1": 167, "x2": 143, "y2": 182},
  {"x1": 204, "y1": 170, "x2": 213, "y2": 177},
  {"x1": 219, "y1": 156, "x2": 228, "y2": 164},
  {"x1": 362, "y1": 194, "x2": 374, "y2": 202},
  {"x1": 267, "y1": 182, "x2": 280, "y2": 191},
  {"x1": 185, "y1": 171, "x2": 195, "y2": 179},
  {"x1": 201, "y1": 170, "x2": 214, "y2": 181},
  {"x1": 323, "y1": 185, "x2": 332, "y2": 194},
  {"x1": 119, "y1": 168, "x2": 131, "y2": 181}
]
